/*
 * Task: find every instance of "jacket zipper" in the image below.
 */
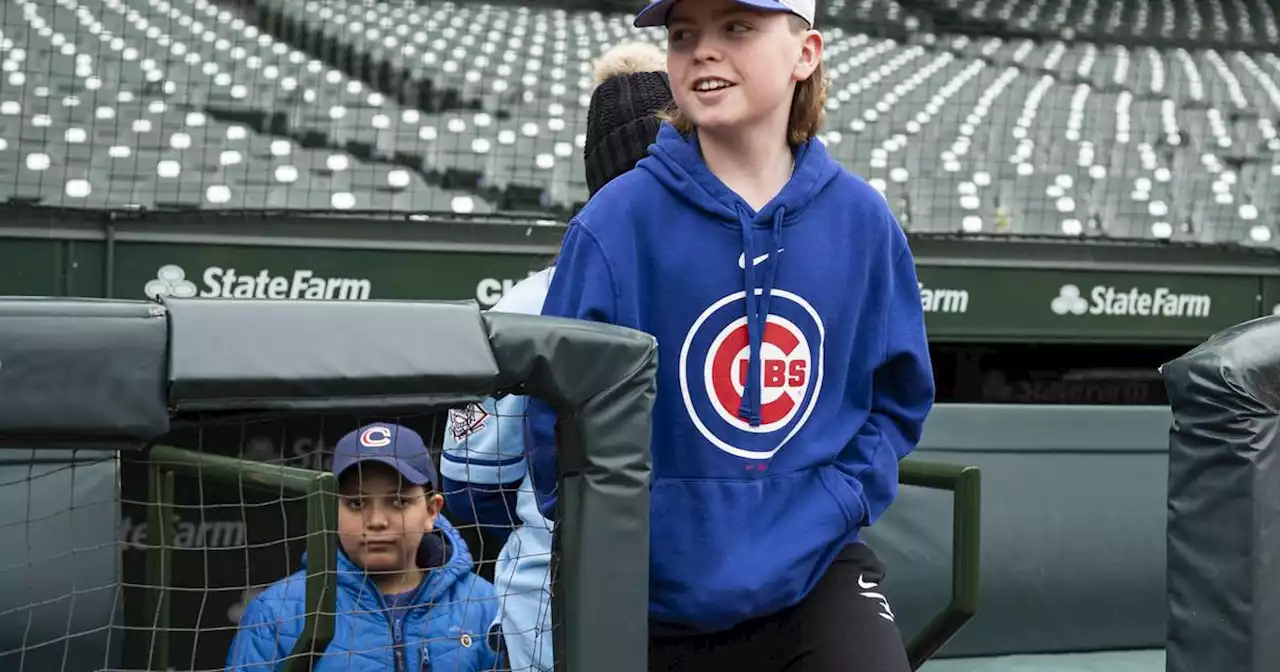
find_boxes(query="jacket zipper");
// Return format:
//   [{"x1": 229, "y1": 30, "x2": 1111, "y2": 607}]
[
  {"x1": 420, "y1": 640, "x2": 432, "y2": 672},
  {"x1": 347, "y1": 543, "x2": 449, "y2": 672},
  {"x1": 372, "y1": 590, "x2": 405, "y2": 672},
  {"x1": 367, "y1": 574, "x2": 443, "y2": 672},
  {"x1": 393, "y1": 616, "x2": 407, "y2": 672}
]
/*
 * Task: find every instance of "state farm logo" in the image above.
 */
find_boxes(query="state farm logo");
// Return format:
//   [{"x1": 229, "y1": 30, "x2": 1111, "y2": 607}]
[
  {"x1": 143, "y1": 264, "x2": 371, "y2": 300},
  {"x1": 679, "y1": 290, "x2": 825, "y2": 461},
  {"x1": 1052, "y1": 283, "x2": 1211, "y2": 318},
  {"x1": 1051, "y1": 285, "x2": 1090, "y2": 316},
  {"x1": 144, "y1": 264, "x2": 199, "y2": 299}
]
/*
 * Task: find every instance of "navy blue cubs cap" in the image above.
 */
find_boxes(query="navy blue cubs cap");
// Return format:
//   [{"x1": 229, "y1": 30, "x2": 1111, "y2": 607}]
[
  {"x1": 633, "y1": 0, "x2": 816, "y2": 28},
  {"x1": 331, "y1": 423, "x2": 438, "y2": 490}
]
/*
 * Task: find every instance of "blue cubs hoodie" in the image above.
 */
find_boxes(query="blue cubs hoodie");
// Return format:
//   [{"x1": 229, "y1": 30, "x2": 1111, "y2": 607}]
[{"x1": 525, "y1": 123, "x2": 935, "y2": 634}]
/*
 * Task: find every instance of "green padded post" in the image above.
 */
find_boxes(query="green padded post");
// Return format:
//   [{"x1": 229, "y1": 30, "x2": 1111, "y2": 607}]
[{"x1": 898, "y1": 459, "x2": 982, "y2": 670}]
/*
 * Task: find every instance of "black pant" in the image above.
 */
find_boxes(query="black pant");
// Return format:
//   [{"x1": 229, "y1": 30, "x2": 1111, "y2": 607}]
[{"x1": 648, "y1": 543, "x2": 911, "y2": 672}]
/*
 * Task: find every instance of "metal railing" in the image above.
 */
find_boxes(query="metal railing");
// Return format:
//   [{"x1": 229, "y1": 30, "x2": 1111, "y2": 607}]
[
  {"x1": 899, "y1": 459, "x2": 983, "y2": 670},
  {"x1": 141, "y1": 445, "x2": 339, "y2": 672}
]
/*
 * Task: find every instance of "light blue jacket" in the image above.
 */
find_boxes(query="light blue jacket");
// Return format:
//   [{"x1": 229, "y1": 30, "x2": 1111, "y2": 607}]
[
  {"x1": 442, "y1": 267, "x2": 556, "y2": 672},
  {"x1": 226, "y1": 517, "x2": 499, "y2": 672}
]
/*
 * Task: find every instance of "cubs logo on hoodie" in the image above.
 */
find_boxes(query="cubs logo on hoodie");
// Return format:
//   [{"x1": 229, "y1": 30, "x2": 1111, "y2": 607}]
[{"x1": 679, "y1": 288, "x2": 825, "y2": 460}]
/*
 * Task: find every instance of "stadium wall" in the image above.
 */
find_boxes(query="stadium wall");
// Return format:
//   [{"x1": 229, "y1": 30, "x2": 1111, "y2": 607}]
[
  {"x1": 3, "y1": 212, "x2": 1278, "y2": 340},
  {"x1": 869, "y1": 404, "x2": 1172, "y2": 658}
]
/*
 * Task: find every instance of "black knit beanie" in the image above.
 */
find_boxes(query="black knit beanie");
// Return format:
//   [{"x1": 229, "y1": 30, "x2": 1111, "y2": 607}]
[{"x1": 583, "y1": 70, "x2": 674, "y2": 197}]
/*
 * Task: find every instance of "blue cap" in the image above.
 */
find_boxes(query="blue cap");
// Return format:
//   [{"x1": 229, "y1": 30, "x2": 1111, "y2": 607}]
[
  {"x1": 331, "y1": 423, "x2": 438, "y2": 490},
  {"x1": 633, "y1": 0, "x2": 815, "y2": 28}
]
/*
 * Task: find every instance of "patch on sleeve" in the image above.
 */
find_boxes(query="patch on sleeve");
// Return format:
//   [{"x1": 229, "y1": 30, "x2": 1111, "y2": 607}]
[{"x1": 450, "y1": 403, "x2": 490, "y2": 442}]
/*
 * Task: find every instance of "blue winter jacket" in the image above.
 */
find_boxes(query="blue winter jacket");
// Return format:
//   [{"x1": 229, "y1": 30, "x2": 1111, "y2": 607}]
[{"x1": 225, "y1": 517, "x2": 499, "y2": 672}]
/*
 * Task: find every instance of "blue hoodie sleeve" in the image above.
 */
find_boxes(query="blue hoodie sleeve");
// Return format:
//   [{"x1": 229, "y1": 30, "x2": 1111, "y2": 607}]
[
  {"x1": 525, "y1": 222, "x2": 621, "y2": 521},
  {"x1": 440, "y1": 396, "x2": 527, "y2": 544},
  {"x1": 225, "y1": 594, "x2": 283, "y2": 671},
  {"x1": 846, "y1": 243, "x2": 935, "y2": 528}
]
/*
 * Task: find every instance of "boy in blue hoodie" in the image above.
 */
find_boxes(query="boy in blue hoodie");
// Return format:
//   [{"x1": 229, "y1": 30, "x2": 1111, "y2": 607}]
[
  {"x1": 526, "y1": 0, "x2": 935, "y2": 670},
  {"x1": 441, "y1": 41, "x2": 676, "y2": 672},
  {"x1": 226, "y1": 423, "x2": 499, "y2": 672}
]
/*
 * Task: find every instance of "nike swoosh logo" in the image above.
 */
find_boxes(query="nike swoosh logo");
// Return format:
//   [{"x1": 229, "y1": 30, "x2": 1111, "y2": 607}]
[
  {"x1": 857, "y1": 574, "x2": 878, "y2": 590},
  {"x1": 738, "y1": 248, "x2": 784, "y2": 269}
]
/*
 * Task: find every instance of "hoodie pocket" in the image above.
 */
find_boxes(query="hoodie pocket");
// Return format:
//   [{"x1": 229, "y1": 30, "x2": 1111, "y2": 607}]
[
  {"x1": 816, "y1": 463, "x2": 866, "y2": 533},
  {"x1": 648, "y1": 466, "x2": 862, "y2": 633}
]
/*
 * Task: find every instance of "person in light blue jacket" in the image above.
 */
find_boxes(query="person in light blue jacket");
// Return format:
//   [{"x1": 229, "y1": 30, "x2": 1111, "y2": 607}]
[
  {"x1": 442, "y1": 270, "x2": 557, "y2": 671},
  {"x1": 227, "y1": 423, "x2": 499, "y2": 672},
  {"x1": 441, "y1": 40, "x2": 674, "y2": 672}
]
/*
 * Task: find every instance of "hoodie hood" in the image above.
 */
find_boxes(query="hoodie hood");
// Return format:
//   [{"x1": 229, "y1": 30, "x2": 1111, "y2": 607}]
[
  {"x1": 303, "y1": 515, "x2": 474, "y2": 611},
  {"x1": 637, "y1": 123, "x2": 843, "y2": 425},
  {"x1": 638, "y1": 123, "x2": 842, "y2": 224}
]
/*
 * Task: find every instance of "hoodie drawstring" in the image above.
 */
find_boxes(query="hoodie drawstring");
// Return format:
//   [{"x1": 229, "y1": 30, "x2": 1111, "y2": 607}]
[{"x1": 737, "y1": 206, "x2": 786, "y2": 427}]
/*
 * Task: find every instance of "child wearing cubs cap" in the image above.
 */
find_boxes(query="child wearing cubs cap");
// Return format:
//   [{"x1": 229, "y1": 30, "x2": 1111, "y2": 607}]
[
  {"x1": 525, "y1": 0, "x2": 934, "y2": 670},
  {"x1": 226, "y1": 423, "x2": 498, "y2": 672}
]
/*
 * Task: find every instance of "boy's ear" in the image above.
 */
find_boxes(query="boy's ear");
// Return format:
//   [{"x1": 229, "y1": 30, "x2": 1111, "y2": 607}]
[
  {"x1": 793, "y1": 29, "x2": 823, "y2": 82},
  {"x1": 426, "y1": 492, "x2": 444, "y2": 518}
]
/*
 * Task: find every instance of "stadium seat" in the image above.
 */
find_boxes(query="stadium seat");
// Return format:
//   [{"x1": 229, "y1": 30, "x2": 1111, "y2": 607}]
[
  {"x1": 0, "y1": 0, "x2": 1276, "y2": 242},
  {"x1": 932, "y1": 0, "x2": 1279, "y2": 49}
]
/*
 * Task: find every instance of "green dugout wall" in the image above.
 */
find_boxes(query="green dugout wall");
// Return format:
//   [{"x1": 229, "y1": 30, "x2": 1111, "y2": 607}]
[
  {"x1": 4, "y1": 208, "x2": 1278, "y2": 343},
  {"x1": 1265, "y1": 276, "x2": 1280, "y2": 316}
]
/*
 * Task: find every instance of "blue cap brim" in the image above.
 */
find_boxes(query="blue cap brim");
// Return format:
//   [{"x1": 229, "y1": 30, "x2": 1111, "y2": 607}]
[
  {"x1": 633, "y1": 0, "x2": 794, "y2": 27},
  {"x1": 337, "y1": 456, "x2": 432, "y2": 487}
]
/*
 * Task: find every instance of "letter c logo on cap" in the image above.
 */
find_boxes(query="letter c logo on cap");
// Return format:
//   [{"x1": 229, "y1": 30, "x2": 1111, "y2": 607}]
[{"x1": 359, "y1": 426, "x2": 393, "y2": 448}]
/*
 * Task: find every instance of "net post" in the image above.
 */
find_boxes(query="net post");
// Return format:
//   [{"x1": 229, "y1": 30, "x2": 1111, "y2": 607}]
[
  {"x1": 953, "y1": 466, "x2": 982, "y2": 621},
  {"x1": 282, "y1": 471, "x2": 339, "y2": 672},
  {"x1": 897, "y1": 459, "x2": 982, "y2": 670},
  {"x1": 144, "y1": 462, "x2": 175, "y2": 672},
  {"x1": 1163, "y1": 317, "x2": 1280, "y2": 672},
  {"x1": 483, "y1": 311, "x2": 656, "y2": 672}
]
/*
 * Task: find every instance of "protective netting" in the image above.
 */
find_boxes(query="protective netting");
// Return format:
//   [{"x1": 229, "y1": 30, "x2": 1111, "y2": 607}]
[
  {"x1": 0, "y1": 449, "x2": 122, "y2": 672},
  {"x1": 121, "y1": 409, "x2": 546, "y2": 672},
  {"x1": 0, "y1": 408, "x2": 552, "y2": 671}
]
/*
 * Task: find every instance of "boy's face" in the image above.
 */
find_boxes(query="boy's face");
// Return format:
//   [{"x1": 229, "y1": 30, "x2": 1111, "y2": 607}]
[
  {"x1": 664, "y1": 0, "x2": 822, "y2": 139},
  {"x1": 337, "y1": 463, "x2": 443, "y2": 575}
]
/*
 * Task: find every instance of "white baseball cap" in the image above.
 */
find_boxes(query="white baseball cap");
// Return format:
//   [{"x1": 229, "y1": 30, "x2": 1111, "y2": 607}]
[{"x1": 633, "y1": 0, "x2": 816, "y2": 29}]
